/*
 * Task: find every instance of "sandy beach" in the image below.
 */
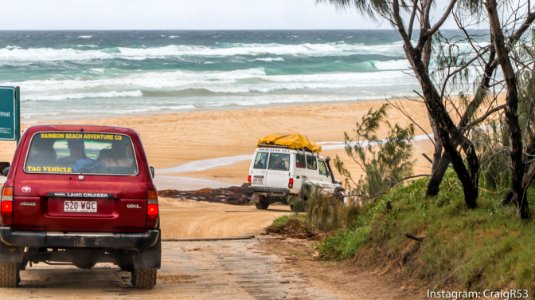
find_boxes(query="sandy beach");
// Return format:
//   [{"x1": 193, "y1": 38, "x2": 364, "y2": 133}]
[{"x1": 0, "y1": 99, "x2": 434, "y2": 189}]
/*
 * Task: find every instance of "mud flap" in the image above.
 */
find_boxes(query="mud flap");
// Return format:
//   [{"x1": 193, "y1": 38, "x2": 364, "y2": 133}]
[
  {"x1": 0, "y1": 242, "x2": 24, "y2": 263},
  {"x1": 133, "y1": 234, "x2": 161, "y2": 270}
]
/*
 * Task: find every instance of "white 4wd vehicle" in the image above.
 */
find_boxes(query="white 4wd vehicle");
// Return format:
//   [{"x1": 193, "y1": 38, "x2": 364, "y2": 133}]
[{"x1": 248, "y1": 144, "x2": 344, "y2": 211}]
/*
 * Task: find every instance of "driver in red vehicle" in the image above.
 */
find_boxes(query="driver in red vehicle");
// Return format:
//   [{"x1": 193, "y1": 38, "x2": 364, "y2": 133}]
[{"x1": 57, "y1": 139, "x2": 96, "y2": 172}]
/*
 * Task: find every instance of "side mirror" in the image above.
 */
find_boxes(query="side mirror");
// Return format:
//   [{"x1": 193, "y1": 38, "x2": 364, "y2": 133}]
[
  {"x1": 0, "y1": 162, "x2": 10, "y2": 177},
  {"x1": 150, "y1": 166, "x2": 155, "y2": 179}
]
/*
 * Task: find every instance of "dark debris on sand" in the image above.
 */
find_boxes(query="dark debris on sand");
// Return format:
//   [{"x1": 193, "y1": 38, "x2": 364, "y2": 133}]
[{"x1": 158, "y1": 184, "x2": 253, "y2": 205}]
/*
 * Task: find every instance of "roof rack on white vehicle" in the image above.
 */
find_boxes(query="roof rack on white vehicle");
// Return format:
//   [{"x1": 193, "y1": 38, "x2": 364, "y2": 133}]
[
  {"x1": 257, "y1": 143, "x2": 317, "y2": 153},
  {"x1": 257, "y1": 133, "x2": 322, "y2": 153}
]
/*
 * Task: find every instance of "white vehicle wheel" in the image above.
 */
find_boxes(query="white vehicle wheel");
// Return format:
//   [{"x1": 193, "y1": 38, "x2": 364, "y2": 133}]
[{"x1": 255, "y1": 196, "x2": 270, "y2": 209}]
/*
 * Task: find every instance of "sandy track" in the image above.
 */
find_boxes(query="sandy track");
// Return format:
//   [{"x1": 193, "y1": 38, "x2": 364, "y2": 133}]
[
  {"x1": 0, "y1": 199, "x2": 340, "y2": 299},
  {"x1": 0, "y1": 199, "x2": 411, "y2": 299},
  {"x1": 0, "y1": 239, "x2": 341, "y2": 299},
  {"x1": 158, "y1": 197, "x2": 292, "y2": 239}
]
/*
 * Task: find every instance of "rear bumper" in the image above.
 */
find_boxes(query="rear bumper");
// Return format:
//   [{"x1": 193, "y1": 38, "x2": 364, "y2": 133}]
[
  {"x1": 0, "y1": 227, "x2": 160, "y2": 250},
  {"x1": 250, "y1": 186, "x2": 290, "y2": 195}
]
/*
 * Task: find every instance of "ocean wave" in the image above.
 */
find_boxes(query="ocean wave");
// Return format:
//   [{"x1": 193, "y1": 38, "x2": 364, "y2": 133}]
[
  {"x1": 0, "y1": 41, "x2": 485, "y2": 64},
  {"x1": 142, "y1": 88, "x2": 218, "y2": 97},
  {"x1": 0, "y1": 47, "x2": 113, "y2": 62},
  {"x1": 0, "y1": 42, "x2": 408, "y2": 63},
  {"x1": 89, "y1": 68, "x2": 106, "y2": 73},
  {"x1": 115, "y1": 42, "x2": 407, "y2": 58},
  {"x1": 75, "y1": 44, "x2": 99, "y2": 48},
  {"x1": 252, "y1": 57, "x2": 285, "y2": 62},
  {"x1": 23, "y1": 90, "x2": 143, "y2": 102},
  {"x1": 78, "y1": 35, "x2": 93, "y2": 39},
  {"x1": 8, "y1": 68, "x2": 268, "y2": 92},
  {"x1": 11, "y1": 68, "x2": 416, "y2": 101},
  {"x1": 106, "y1": 104, "x2": 196, "y2": 114},
  {"x1": 372, "y1": 59, "x2": 410, "y2": 70}
]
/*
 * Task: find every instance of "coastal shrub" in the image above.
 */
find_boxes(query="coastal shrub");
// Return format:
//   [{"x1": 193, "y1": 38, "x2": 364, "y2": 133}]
[
  {"x1": 334, "y1": 104, "x2": 415, "y2": 203},
  {"x1": 471, "y1": 122, "x2": 511, "y2": 191},
  {"x1": 287, "y1": 195, "x2": 306, "y2": 213},
  {"x1": 319, "y1": 171, "x2": 535, "y2": 292},
  {"x1": 265, "y1": 215, "x2": 316, "y2": 239},
  {"x1": 305, "y1": 190, "x2": 359, "y2": 232},
  {"x1": 268, "y1": 190, "x2": 359, "y2": 237},
  {"x1": 470, "y1": 69, "x2": 535, "y2": 193}
]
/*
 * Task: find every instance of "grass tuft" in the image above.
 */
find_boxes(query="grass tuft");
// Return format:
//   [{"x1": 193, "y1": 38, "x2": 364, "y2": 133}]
[{"x1": 266, "y1": 215, "x2": 317, "y2": 239}]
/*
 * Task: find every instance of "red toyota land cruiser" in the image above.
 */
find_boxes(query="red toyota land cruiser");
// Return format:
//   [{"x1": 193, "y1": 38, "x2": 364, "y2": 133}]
[{"x1": 0, "y1": 125, "x2": 161, "y2": 289}]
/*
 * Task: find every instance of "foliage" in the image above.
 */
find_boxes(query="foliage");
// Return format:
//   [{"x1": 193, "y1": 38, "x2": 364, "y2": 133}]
[
  {"x1": 471, "y1": 121, "x2": 511, "y2": 191},
  {"x1": 518, "y1": 68, "x2": 535, "y2": 144},
  {"x1": 268, "y1": 190, "x2": 359, "y2": 239},
  {"x1": 471, "y1": 64, "x2": 535, "y2": 192},
  {"x1": 319, "y1": 171, "x2": 535, "y2": 291},
  {"x1": 306, "y1": 190, "x2": 359, "y2": 232},
  {"x1": 334, "y1": 104, "x2": 415, "y2": 202},
  {"x1": 265, "y1": 215, "x2": 317, "y2": 239}
]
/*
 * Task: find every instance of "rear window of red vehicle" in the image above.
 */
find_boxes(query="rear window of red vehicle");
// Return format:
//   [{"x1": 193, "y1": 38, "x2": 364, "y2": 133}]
[{"x1": 24, "y1": 131, "x2": 138, "y2": 175}]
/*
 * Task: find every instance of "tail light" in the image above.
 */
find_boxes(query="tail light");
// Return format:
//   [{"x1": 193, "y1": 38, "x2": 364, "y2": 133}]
[
  {"x1": 147, "y1": 189, "x2": 159, "y2": 228},
  {"x1": 1, "y1": 186, "x2": 14, "y2": 226},
  {"x1": 288, "y1": 178, "x2": 294, "y2": 189},
  {"x1": 247, "y1": 175, "x2": 251, "y2": 184}
]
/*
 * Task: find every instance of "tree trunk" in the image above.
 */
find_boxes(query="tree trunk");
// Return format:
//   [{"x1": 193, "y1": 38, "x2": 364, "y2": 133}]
[
  {"x1": 427, "y1": 94, "x2": 478, "y2": 208},
  {"x1": 420, "y1": 3, "x2": 446, "y2": 197},
  {"x1": 426, "y1": 153, "x2": 449, "y2": 196},
  {"x1": 426, "y1": 46, "x2": 496, "y2": 197},
  {"x1": 391, "y1": 0, "x2": 479, "y2": 208},
  {"x1": 486, "y1": 0, "x2": 530, "y2": 219},
  {"x1": 404, "y1": 45, "x2": 478, "y2": 208}
]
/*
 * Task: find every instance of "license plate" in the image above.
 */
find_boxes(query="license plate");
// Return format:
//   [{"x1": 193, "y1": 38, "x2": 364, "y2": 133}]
[
  {"x1": 64, "y1": 201, "x2": 97, "y2": 213},
  {"x1": 253, "y1": 176, "x2": 263, "y2": 184}
]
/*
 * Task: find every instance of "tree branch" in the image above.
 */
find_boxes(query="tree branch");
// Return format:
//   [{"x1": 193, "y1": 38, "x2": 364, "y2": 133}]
[
  {"x1": 408, "y1": 0, "x2": 418, "y2": 40},
  {"x1": 428, "y1": 0, "x2": 458, "y2": 37},
  {"x1": 509, "y1": 11, "x2": 535, "y2": 45},
  {"x1": 392, "y1": 0, "x2": 412, "y2": 47},
  {"x1": 462, "y1": 104, "x2": 506, "y2": 134}
]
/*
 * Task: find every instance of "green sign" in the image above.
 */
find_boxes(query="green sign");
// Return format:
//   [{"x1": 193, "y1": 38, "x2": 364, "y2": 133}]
[{"x1": 0, "y1": 87, "x2": 20, "y2": 143}]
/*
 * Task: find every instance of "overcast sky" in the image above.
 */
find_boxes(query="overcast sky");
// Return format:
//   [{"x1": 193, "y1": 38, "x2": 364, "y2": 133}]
[{"x1": 0, "y1": 0, "x2": 452, "y2": 30}]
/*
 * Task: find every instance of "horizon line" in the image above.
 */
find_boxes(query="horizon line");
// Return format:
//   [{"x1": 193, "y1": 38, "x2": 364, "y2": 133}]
[{"x1": 0, "y1": 27, "x2": 471, "y2": 31}]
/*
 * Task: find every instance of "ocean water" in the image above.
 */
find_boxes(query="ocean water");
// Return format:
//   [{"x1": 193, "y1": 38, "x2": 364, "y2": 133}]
[{"x1": 0, "y1": 30, "x2": 435, "y2": 122}]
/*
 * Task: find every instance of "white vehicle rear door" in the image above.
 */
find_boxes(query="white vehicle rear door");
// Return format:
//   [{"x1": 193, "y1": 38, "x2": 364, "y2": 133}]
[
  {"x1": 250, "y1": 151, "x2": 269, "y2": 187},
  {"x1": 265, "y1": 152, "x2": 291, "y2": 189}
]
